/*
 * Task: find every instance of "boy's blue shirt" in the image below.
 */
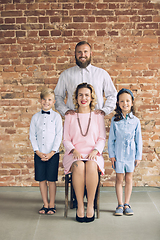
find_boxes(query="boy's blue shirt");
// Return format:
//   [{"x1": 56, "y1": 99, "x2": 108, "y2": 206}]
[
  {"x1": 30, "y1": 109, "x2": 62, "y2": 154},
  {"x1": 108, "y1": 112, "x2": 142, "y2": 162}
]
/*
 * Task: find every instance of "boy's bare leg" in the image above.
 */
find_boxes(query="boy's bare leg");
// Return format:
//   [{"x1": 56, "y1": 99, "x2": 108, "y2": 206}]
[
  {"x1": 39, "y1": 180, "x2": 48, "y2": 213},
  {"x1": 47, "y1": 181, "x2": 56, "y2": 214}
]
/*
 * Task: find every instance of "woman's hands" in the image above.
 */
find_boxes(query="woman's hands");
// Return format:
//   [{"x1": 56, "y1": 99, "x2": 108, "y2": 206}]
[
  {"x1": 87, "y1": 149, "x2": 98, "y2": 161},
  {"x1": 71, "y1": 149, "x2": 83, "y2": 160},
  {"x1": 71, "y1": 149, "x2": 99, "y2": 161}
]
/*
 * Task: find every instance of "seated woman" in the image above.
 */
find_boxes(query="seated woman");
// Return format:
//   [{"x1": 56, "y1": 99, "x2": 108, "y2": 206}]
[{"x1": 63, "y1": 83, "x2": 106, "y2": 223}]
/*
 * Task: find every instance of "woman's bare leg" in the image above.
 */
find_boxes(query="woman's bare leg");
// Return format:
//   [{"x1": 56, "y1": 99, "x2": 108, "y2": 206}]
[
  {"x1": 72, "y1": 161, "x2": 85, "y2": 217},
  {"x1": 85, "y1": 161, "x2": 98, "y2": 218}
]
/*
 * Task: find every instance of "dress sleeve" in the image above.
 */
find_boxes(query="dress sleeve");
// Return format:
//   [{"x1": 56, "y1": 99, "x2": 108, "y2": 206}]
[
  {"x1": 63, "y1": 114, "x2": 75, "y2": 154},
  {"x1": 94, "y1": 114, "x2": 106, "y2": 155},
  {"x1": 108, "y1": 117, "x2": 116, "y2": 158},
  {"x1": 135, "y1": 119, "x2": 143, "y2": 160}
]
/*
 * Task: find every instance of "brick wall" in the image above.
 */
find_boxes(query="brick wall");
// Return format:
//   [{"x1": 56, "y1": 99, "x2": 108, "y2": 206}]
[{"x1": 0, "y1": 0, "x2": 160, "y2": 187}]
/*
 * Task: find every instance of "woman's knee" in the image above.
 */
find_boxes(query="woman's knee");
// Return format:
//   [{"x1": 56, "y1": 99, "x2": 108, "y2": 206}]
[
  {"x1": 86, "y1": 161, "x2": 98, "y2": 174},
  {"x1": 71, "y1": 161, "x2": 85, "y2": 174}
]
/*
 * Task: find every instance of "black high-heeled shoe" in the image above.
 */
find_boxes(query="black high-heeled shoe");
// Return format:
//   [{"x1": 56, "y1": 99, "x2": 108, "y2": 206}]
[
  {"x1": 86, "y1": 213, "x2": 95, "y2": 223},
  {"x1": 76, "y1": 213, "x2": 85, "y2": 223}
]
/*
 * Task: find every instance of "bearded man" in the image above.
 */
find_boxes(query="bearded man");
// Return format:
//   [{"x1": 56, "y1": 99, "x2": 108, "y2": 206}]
[{"x1": 54, "y1": 41, "x2": 117, "y2": 116}]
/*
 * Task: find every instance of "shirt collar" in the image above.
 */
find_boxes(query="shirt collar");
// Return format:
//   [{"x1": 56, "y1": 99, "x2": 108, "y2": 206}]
[{"x1": 122, "y1": 112, "x2": 134, "y2": 119}]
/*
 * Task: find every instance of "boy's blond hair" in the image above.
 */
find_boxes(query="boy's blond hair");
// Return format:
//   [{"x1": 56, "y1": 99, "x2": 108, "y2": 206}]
[{"x1": 40, "y1": 88, "x2": 55, "y2": 99}]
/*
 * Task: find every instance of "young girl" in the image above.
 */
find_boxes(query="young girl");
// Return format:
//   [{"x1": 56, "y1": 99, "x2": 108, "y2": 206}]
[{"x1": 108, "y1": 88, "x2": 142, "y2": 216}]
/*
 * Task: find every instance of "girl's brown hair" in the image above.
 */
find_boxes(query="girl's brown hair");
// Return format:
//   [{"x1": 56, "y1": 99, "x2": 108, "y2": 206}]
[{"x1": 114, "y1": 90, "x2": 135, "y2": 121}]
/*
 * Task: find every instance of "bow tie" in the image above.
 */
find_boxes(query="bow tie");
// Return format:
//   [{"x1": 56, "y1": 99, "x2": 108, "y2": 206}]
[{"x1": 42, "y1": 110, "x2": 50, "y2": 115}]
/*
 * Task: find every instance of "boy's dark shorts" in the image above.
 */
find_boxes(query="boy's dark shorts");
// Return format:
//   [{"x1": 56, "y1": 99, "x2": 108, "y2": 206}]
[{"x1": 34, "y1": 153, "x2": 59, "y2": 182}]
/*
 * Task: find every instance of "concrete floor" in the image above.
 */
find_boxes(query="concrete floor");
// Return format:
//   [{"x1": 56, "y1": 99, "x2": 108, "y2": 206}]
[{"x1": 0, "y1": 186, "x2": 160, "y2": 240}]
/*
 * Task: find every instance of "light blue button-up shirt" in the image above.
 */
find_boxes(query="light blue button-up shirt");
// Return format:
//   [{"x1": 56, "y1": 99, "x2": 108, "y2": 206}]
[
  {"x1": 54, "y1": 64, "x2": 117, "y2": 116},
  {"x1": 30, "y1": 109, "x2": 62, "y2": 154},
  {"x1": 108, "y1": 113, "x2": 142, "y2": 162}
]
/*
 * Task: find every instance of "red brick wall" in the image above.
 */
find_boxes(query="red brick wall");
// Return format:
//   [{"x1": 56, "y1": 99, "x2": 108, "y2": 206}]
[{"x1": 0, "y1": 0, "x2": 160, "y2": 187}]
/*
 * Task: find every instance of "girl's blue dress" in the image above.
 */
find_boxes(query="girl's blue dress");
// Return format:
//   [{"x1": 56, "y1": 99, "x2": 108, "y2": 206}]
[{"x1": 108, "y1": 112, "x2": 142, "y2": 173}]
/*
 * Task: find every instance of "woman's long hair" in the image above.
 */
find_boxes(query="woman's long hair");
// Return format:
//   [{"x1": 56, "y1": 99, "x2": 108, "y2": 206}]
[{"x1": 73, "y1": 83, "x2": 97, "y2": 111}]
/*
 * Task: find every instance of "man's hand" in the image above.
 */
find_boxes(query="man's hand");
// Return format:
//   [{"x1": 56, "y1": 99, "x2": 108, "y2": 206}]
[
  {"x1": 94, "y1": 109, "x2": 105, "y2": 115},
  {"x1": 65, "y1": 110, "x2": 76, "y2": 115}
]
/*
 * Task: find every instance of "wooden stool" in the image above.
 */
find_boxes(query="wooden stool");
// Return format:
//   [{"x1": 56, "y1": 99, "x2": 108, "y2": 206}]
[{"x1": 64, "y1": 172, "x2": 101, "y2": 218}]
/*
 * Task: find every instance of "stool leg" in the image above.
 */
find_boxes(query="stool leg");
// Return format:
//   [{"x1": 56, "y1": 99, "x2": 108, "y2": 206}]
[
  {"x1": 70, "y1": 180, "x2": 74, "y2": 209},
  {"x1": 64, "y1": 175, "x2": 69, "y2": 217},
  {"x1": 95, "y1": 173, "x2": 101, "y2": 218},
  {"x1": 96, "y1": 181, "x2": 100, "y2": 218}
]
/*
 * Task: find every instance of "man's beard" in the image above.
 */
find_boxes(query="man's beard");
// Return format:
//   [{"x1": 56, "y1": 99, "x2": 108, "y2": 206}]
[{"x1": 75, "y1": 55, "x2": 91, "y2": 68}]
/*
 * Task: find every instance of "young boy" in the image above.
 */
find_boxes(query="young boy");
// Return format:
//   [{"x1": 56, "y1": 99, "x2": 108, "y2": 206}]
[{"x1": 30, "y1": 88, "x2": 62, "y2": 215}]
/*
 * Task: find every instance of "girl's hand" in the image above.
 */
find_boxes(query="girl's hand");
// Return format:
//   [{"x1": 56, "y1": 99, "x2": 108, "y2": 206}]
[
  {"x1": 72, "y1": 149, "x2": 83, "y2": 160},
  {"x1": 87, "y1": 149, "x2": 98, "y2": 161},
  {"x1": 135, "y1": 160, "x2": 140, "y2": 167},
  {"x1": 111, "y1": 157, "x2": 116, "y2": 169}
]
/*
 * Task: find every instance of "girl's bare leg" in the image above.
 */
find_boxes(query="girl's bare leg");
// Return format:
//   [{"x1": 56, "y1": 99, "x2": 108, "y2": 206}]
[
  {"x1": 124, "y1": 172, "x2": 133, "y2": 207},
  {"x1": 115, "y1": 173, "x2": 124, "y2": 208}
]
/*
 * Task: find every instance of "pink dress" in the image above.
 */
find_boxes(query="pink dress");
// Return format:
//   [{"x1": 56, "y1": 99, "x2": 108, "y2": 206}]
[{"x1": 63, "y1": 112, "x2": 106, "y2": 175}]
